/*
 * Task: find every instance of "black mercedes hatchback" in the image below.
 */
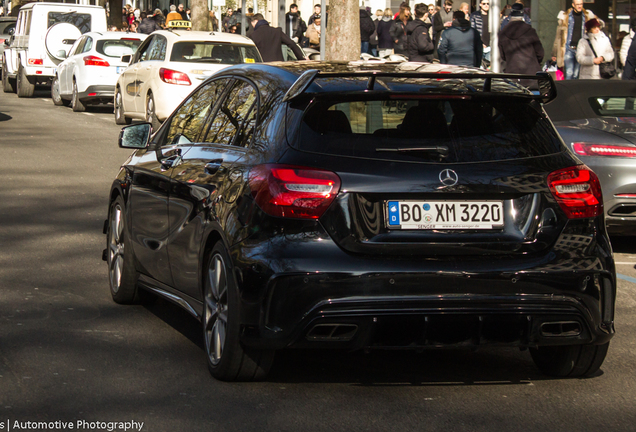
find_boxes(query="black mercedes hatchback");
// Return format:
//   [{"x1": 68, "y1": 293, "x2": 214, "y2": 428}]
[{"x1": 104, "y1": 62, "x2": 616, "y2": 381}]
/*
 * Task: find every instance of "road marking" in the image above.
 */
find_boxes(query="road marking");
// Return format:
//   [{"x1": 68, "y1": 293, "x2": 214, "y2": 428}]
[
  {"x1": 83, "y1": 112, "x2": 94, "y2": 116},
  {"x1": 41, "y1": 99, "x2": 48, "y2": 102},
  {"x1": 617, "y1": 274, "x2": 636, "y2": 284},
  {"x1": 615, "y1": 262, "x2": 636, "y2": 265}
]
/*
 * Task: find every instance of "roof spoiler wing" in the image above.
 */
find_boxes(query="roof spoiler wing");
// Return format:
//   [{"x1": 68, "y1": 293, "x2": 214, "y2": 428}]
[{"x1": 282, "y1": 70, "x2": 556, "y2": 104}]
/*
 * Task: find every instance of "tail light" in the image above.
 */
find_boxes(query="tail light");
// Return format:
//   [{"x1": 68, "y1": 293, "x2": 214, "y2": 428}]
[
  {"x1": 27, "y1": 58, "x2": 43, "y2": 65},
  {"x1": 573, "y1": 143, "x2": 636, "y2": 158},
  {"x1": 159, "y1": 68, "x2": 191, "y2": 85},
  {"x1": 249, "y1": 164, "x2": 341, "y2": 219},
  {"x1": 547, "y1": 165, "x2": 602, "y2": 219},
  {"x1": 83, "y1": 55, "x2": 110, "y2": 67}
]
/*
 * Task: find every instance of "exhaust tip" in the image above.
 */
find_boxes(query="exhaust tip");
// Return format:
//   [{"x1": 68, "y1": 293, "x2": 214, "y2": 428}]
[
  {"x1": 540, "y1": 321, "x2": 582, "y2": 337},
  {"x1": 306, "y1": 324, "x2": 358, "y2": 341}
]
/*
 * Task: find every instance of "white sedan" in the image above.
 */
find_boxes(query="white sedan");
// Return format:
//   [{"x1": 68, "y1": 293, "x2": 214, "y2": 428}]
[
  {"x1": 114, "y1": 30, "x2": 262, "y2": 127},
  {"x1": 52, "y1": 32, "x2": 147, "y2": 112}
]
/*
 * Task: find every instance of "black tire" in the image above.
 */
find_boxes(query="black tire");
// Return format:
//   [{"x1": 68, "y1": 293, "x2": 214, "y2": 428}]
[
  {"x1": 114, "y1": 87, "x2": 131, "y2": 125},
  {"x1": 16, "y1": 62, "x2": 34, "y2": 98},
  {"x1": 530, "y1": 342, "x2": 610, "y2": 378},
  {"x1": 107, "y1": 196, "x2": 140, "y2": 304},
  {"x1": 51, "y1": 75, "x2": 69, "y2": 106},
  {"x1": 203, "y1": 243, "x2": 274, "y2": 381},
  {"x1": 145, "y1": 92, "x2": 161, "y2": 130},
  {"x1": 71, "y1": 79, "x2": 86, "y2": 112},
  {"x1": 2, "y1": 57, "x2": 15, "y2": 93}
]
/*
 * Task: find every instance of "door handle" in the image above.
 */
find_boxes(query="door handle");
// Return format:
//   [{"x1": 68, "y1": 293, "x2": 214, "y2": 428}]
[
  {"x1": 160, "y1": 155, "x2": 182, "y2": 170},
  {"x1": 204, "y1": 159, "x2": 223, "y2": 175}
]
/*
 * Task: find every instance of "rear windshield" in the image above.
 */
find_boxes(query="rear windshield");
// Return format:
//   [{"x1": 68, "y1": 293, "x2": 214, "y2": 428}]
[
  {"x1": 296, "y1": 98, "x2": 563, "y2": 163},
  {"x1": 169, "y1": 42, "x2": 262, "y2": 64},
  {"x1": 589, "y1": 96, "x2": 636, "y2": 117},
  {"x1": 96, "y1": 38, "x2": 143, "y2": 58},
  {"x1": 0, "y1": 21, "x2": 16, "y2": 34},
  {"x1": 48, "y1": 12, "x2": 92, "y2": 34}
]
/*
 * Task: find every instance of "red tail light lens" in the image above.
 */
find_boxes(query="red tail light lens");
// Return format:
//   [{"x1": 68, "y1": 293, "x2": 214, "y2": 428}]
[
  {"x1": 249, "y1": 164, "x2": 341, "y2": 219},
  {"x1": 83, "y1": 55, "x2": 110, "y2": 67},
  {"x1": 27, "y1": 58, "x2": 43, "y2": 65},
  {"x1": 573, "y1": 143, "x2": 636, "y2": 157},
  {"x1": 547, "y1": 165, "x2": 602, "y2": 219},
  {"x1": 159, "y1": 68, "x2": 191, "y2": 85}
]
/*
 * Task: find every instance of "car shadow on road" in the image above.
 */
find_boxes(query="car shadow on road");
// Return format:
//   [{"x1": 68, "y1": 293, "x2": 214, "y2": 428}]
[
  {"x1": 0, "y1": 112, "x2": 12, "y2": 121},
  {"x1": 143, "y1": 296, "x2": 591, "y2": 386}
]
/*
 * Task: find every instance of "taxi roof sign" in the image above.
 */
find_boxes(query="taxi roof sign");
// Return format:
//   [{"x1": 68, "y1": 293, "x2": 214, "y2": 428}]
[{"x1": 167, "y1": 20, "x2": 192, "y2": 29}]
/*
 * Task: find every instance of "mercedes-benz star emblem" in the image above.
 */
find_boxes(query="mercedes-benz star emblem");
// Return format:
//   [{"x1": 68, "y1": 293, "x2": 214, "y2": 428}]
[{"x1": 439, "y1": 169, "x2": 458, "y2": 186}]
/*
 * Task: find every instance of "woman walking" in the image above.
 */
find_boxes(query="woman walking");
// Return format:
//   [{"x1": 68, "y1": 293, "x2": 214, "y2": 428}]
[
  {"x1": 576, "y1": 19, "x2": 614, "y2": 79},
  {"x1": 377, "y1": 8, "x2": 395, "y2": 58},
  {"x1": 390, "y1": 6, "x2": 411, "y2": 56}
]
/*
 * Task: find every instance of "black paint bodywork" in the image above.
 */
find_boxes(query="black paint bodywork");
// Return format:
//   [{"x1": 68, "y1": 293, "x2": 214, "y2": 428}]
[{"x1": 107, "y1": 62, "x2": 616, "y2": 352}]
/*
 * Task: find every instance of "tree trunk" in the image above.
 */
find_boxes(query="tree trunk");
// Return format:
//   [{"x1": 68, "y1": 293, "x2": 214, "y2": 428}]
[
  {"x1": 110, "y1": 0, "x2": 123, "y2": 29},
  {"x1": 191, "y1": 0, "x2": 210, "y2": 31},
  {"x1": 325, "y1": 0, "x2": 360, "y2": 61}
]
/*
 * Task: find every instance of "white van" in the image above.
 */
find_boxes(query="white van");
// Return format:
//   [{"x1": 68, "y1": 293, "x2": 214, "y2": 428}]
[{"x1": 1, "y1": 2, "x2": 107, "y2": 97}]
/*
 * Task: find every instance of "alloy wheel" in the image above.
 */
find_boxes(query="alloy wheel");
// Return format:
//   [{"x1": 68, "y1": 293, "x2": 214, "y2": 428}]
[
  {"x1": 204, "y1": 254, "x2": 229, "y2": 366},
  {"x1": 108, "y1": 203, "x2": 125, "y2": 294}
]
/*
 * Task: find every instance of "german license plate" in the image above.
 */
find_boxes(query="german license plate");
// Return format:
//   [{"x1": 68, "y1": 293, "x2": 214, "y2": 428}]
[
  {"x1": 116, "y1": 67, "x2": 124, "y2": 74},
  {"x1": 386, "y1": 200, "x2": 504, "y2": 230}
]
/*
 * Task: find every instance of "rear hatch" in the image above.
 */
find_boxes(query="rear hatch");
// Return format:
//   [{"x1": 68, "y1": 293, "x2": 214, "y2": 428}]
[{"x1": 286, "y1": 95, "x2": 597, "y2": 257}]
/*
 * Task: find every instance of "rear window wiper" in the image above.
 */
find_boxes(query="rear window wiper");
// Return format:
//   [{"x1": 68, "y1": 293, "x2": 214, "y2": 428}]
[{"x1": 376, "y1": 146, "x2": 449, "y2": 154}]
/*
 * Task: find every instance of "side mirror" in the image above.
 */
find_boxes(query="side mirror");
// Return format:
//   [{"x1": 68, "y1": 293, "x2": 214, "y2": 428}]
[
  {"x1": 56, "y1": 50, "x2": 67, "y2": 59},
  {"x1": 120, "y1": 54, "x2": 132, "y2": 64},
  {"x1": 119, "y1": 123, "x2": 152, "y2": 149}
]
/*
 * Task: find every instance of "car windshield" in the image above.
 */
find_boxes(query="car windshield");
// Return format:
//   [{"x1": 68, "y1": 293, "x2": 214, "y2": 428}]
[
  {"x1": 48, "y1": 12, "x2": 92, "y2": 34},
  {"x1": 589, "y1": 97, "x2": 636, "y2": 117},
  {"x1": 169, "y1": 42, "x2": 262, "y2": 64},
  {"x1": 295, "y1": 97, "x2": 563, "y2": 163},
  {"x1": 96, "y1": 38, "x2": 143, "y2": 58}
]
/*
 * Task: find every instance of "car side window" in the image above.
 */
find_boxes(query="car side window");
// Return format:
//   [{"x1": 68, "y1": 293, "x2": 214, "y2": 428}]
[
  {"x1": 148, "y1": 36, "x2": 167, "y2": 61},
  {"x1": 204, "y1": 80, "x2": 258, "y2": 147},
  {"x1": 73, "y1": 37, "x2": 86, "y2": 56},
  {"x1": 82, "y1": 37, "x2": 93, "y2": 53},
  {"x1": 135, "y1": 36, "x2": 154, "y2": 63},
  {"x1": 163, "y1": 79, "x2": 228, "y2": 147}
]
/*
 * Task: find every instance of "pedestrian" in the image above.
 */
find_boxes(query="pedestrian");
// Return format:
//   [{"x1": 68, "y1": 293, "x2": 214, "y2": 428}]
[
  {"x1": 166, "y1": 5, "x2": 182, "y2": 25},
  {"x1": 576, "y1": 18, "x2": 614, "y2": 79},
  {"x1": 376, "y1": 8, "x2": 395, "y2": 58},
  {"x1": 552, "y1": 0, "x2": 597, "y2": 80},
  {"x1": 177, "y1": 4, "x2": 188, "y2": 21},
  {"x1": 459, "y1": 2, "x2": 470, "y2": 20},
  {"x1": 500, "y1": 0, "x2": 531, "y2": 31},
  {"x1": 437, "y1": 10, "x2": 483, "y2": 67},
  {"x1": 498, "y1": 3, "x2": 544, "y2": 86},
  {"x1": 620, "y1": 17, "x2": 636, "y2": 67},
  {"x1": 433, "y1": 0, "x2": 453, "y2": 48},
  {"x1": 308, "y1": 4, "x2": 321, "y2": 25},
  {"x1": 390, "y1": 6, "x2": 411, "y2": 56},
  {"x1": 306, "y1": 15, "x2": 321, "y2": 49},
  {"x1": 209, "y1": 10, "x2": 219, "y2": 32},
  {"x1": 623, "y1": 34, "x2": 636, "y2": 80},
  {"x1": 284, "y1": 4, "x2": 306, "y2": 44},
  {"x1": 152, "y1": 8, "x2": 165, "y2": 29},
  {"x1": 222, "y1": 8, "x2": 233, "y2": 32},
  {"x1": 360, "y1": 8, "x2": 375, "y2": 55},
  {"x1": 249, "y1": 13, "x2": 306, "y2": 62},
  {"x1": 406, "y1": 3, "x2": 434, "y2": 62},
  {"x1": 138, "y1": 10, "x2": 161, "y2": 34},
  {"x1": 470, "y1": 0, "x2": 491, "y2": 66}
]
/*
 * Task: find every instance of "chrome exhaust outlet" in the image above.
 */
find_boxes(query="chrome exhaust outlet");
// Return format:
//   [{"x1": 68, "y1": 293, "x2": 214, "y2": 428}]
[
  {"x1": 540, "y1": 321, "x2": 582, "y2": 337},
  {"x1": 306, "y1": 324, "x2": 358, "y2": 341}
]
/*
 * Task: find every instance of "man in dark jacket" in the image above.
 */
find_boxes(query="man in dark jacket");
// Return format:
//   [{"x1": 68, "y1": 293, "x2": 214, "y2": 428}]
[
  {"x1": 360, "y1": 8, "x2": 376, "y2": 54},
  {"x1": 406, "y1": 3, "x2": 434, "y2": 62},
  {"x1": 138, "y1": 10, "x2": 162, "y2": 34},
  {"x1": 433, "y1": 0, "x2": 453, "y2": 47},
  {"x1": 498, "y1": 6, "x2": 543, "y2": 83},
  {"x1": 438, "y1": 11, "x2": 483, "y2": 67},
  {"x1": 623, "y1": 36, "x2": 636, "y2": 80},
  {"x1": 470, "y1": 0, "x2": 490, "y2": 64},
  {"x1": 249, "y1": 14, "x2": 306, "y2": 62},
  {"x1": 284, "y1": 4, "x2": 306, "y2": 43}
]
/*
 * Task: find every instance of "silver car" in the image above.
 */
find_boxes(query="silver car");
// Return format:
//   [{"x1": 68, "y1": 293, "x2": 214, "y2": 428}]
[{"x1": 544, "y1": 80, "x2": 636, "y2": 235}]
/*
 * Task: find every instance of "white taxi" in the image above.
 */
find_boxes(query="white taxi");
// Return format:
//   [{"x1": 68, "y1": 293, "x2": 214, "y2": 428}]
[{"x1": 114, "y1": 30, "x2": 262, "y2": 127}]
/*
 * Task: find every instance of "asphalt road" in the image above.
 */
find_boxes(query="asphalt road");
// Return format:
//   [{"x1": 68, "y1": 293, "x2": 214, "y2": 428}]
[{"x1": 1, "y1": 87, "x2": 636, "y2": 432}]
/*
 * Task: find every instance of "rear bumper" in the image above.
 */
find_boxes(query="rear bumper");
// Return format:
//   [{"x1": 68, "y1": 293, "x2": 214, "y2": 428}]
[{"x1": 78, "y1": 84, "x2": 115, "y2": 103}]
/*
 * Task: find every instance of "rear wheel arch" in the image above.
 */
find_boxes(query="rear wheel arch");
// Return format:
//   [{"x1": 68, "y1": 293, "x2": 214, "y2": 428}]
[{"x1": 200, "y1": 230, "x2": 225, "y2": 298}]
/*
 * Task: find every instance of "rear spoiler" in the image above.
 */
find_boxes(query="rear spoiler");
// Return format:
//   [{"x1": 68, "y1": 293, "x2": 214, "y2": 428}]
[{"x1": 282, "y1": 70, "x2": 556, "y2": 104}]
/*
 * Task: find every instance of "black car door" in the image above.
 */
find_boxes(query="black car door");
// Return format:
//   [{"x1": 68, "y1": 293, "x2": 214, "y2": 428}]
[{"x1": 168, "y1": 77, "x2": 259, "y2": 300}]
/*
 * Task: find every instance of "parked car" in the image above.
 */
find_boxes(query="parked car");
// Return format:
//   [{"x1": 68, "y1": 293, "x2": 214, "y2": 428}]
[
  {"x1": 51, "y1": 31, "x2": 146, "y2": 111},
  {"x1": 544, "y1": 80, "x2": 636, "y2": 236},
  {"x1": 0, "y1": 17, "x2": 17, "y2": 67},
  {"x1": 114, "y1": 30, "x2": 262, "y2": 128},
  {"x1": 105, "y1": 63, "x2": 615, "y2": 381},
  {"x1": 2, "y1": 2, "x2": 107, "y2": 97}
]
